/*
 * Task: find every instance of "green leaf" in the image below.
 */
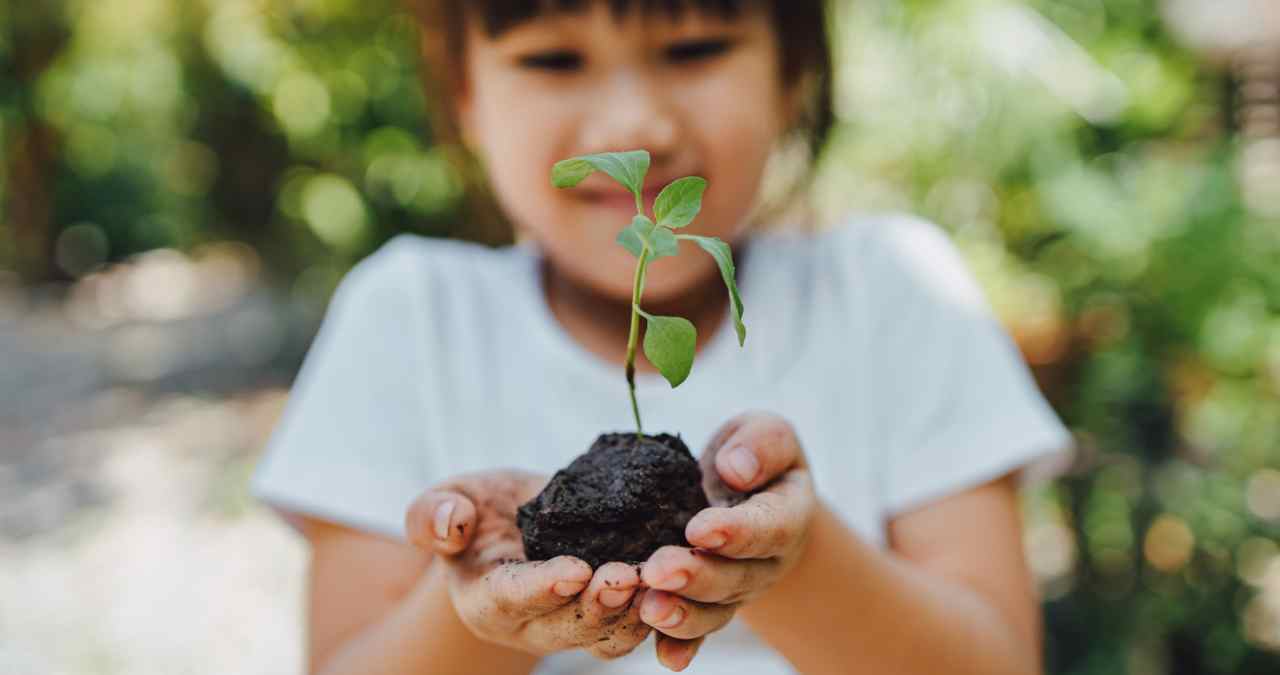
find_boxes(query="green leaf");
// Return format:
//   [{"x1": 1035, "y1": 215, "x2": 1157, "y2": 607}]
[
  {"x1": 617, "y1": 215, "x2": 678, "y2": 259},
  {"x1": 654, "y1": 176, "x2": 707, "y2": 229},
  {"x1": 637, "y1": 309, "x2": 697, "y2": 387},
  {"x1": 617, "y1": 215, "x2": 654, "y2": 258},
  {"x1": 631, "y1": 214, "x2": 655, "y2": 240},
  {"x1": 649, "y1": 225, "x2": 679, "y2": 259},
  {"x1": 551, "y1": 151, "x2": 650, "y2": 198},
  {"x1": 616, "y1": 223, "x2": 645, "y2": 257},
  {"x1": 550, "y1": 158, "x2": 595, "y2": 188},
  {"x1": 680, "y1": 235, "x2": 746, "y2": 346}
]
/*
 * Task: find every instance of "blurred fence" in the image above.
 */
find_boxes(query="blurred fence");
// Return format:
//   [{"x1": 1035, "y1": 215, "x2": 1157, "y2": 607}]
[{"x1": 2, "y1": 1, "x2": 1280, "y2": 674}]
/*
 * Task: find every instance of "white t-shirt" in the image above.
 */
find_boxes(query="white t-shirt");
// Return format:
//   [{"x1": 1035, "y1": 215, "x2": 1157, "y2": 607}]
[{"x1": 252, "y1": 212, "x2": 1073, "y2": 674}]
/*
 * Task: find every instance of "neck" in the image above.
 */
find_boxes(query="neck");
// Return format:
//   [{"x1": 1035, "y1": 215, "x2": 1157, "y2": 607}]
[{"x1": 542, "y1": 254, "x2": 741, "y2": 373}]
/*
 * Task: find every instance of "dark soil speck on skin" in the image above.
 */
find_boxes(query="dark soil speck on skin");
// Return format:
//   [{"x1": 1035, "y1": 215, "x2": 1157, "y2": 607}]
[{"x1": 517, "y1": 433, "x2": 709, "y2": 569}]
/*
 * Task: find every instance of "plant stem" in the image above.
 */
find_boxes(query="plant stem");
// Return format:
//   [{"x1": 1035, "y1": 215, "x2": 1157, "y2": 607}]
[{"x1": 625, "y1": 247, "x2": 650, "y2": 436}]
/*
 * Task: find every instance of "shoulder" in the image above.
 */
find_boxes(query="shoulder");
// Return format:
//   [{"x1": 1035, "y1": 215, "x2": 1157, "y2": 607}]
[
  {"x1": 812, "y1": 211, "x2": 987, "y2": 311},
  {"x1": 348, "y1": 233, "x2": 526, "y2": 288},
  {"x1": 334, "y1": 234, "x2": 529, "y2": 315},
  {"x1": 814, "y1": 211, "x2": 957, "y2": 265},
  {"x1": 737, "y1": 211, "x2": 975, "y2": 315},
  {"x1": 763, "y1": 211, "x2": 955, "y2": 271},
  {"x1": 763, "y1": 212, "x2": 968, "y2": 293}
]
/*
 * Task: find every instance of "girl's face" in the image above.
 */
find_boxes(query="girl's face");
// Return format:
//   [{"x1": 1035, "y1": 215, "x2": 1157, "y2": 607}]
[{"x1": 455, "y1": 3, "x2": 797, "y2": 302}]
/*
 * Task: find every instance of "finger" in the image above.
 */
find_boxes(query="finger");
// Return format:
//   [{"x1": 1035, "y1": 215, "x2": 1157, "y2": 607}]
[
  {"x1": 640, "y1": 589, "x2": 736, "y2": 640},
  {"x1": 517, "y1": 592, "x2": 648, "y2": 658},
  {"x1": 656, "y1": 634, "x2": 705, "y2": 672},
  {"x1": 642, "y1": 546, "x2": 781, "y2": 604},
  {"x1": 712, "y1": 412, "x2": 804, "y2": 493},
  {"x1": 578, "y1": 588, "x2": 652, "y2": 660},
  {"x1": 474, "y1": 556, "x2": 593, "y2": 621},
  {"x1": 405, "y1": 490, "x2": 478, "y2": 555},
  {"x1": 686, "y1": 469, "x2": 815, "y2": 559},
  {"x1": 580, "y1": 562, "x2": 642, "y2": 623}
]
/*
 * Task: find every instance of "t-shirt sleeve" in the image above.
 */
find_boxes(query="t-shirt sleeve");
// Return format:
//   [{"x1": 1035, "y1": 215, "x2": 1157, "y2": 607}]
[
  {"x1": 251, "y1": 239, "x2": 431, "y2": 540},
  {"x1": 863, "y1": 215, "x2": 1074, "y2": 516}
]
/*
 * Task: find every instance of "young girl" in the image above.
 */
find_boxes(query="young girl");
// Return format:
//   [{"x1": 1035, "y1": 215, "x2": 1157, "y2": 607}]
[{"x1": 252, "y1": 1, "x2": 1073, "y2": 673}]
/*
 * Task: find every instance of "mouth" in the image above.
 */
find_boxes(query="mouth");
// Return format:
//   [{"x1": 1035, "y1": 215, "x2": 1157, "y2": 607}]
[
  {"x1": 581, "y1": 186, "x2": 662, "y2": 215},
  {"x1": 577, "y1": 173, "x2": 701, "y2": 217}
]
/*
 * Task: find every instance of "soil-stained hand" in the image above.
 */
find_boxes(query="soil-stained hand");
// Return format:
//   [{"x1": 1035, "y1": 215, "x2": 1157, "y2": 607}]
[
  {"x1": 639, "y1": 412, "x2": 817, "y2": 671},
  {"x1": 405, "y1": 471, "x2": 653, "y2": 660}
]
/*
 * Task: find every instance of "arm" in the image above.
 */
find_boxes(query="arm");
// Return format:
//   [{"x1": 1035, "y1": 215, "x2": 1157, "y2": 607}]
[
  {"x1": 638, "y1": 412, "x2": 1041, "y2": 674},
  {"x1": 301, "y1": 516, "x2": 538, "y2": 675},
  {"x1": 740, "y1": 475, "x2": 1040, "y2": 675},
  {"x1": 309, "y1": 470, "x2": 656, "y2": 675}
]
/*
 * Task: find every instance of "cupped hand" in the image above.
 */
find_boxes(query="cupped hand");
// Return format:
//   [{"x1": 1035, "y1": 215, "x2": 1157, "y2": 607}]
[
  {"x1": 639, "y1": 412, "x2": 817, "y2": 671},
  {"x1": 405, "y1": 470, "x2": 653, "y2": 660}
]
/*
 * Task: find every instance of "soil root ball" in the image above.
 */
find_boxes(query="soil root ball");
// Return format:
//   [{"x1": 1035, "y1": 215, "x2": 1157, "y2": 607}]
[{"x1": 517, "y1": 433, "x2": 710, "y2": 568}]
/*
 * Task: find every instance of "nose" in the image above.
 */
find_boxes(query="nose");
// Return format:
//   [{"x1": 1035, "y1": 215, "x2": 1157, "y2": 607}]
[{"x1": 580, "y1": 70, "x2": 679, "y2": 160}]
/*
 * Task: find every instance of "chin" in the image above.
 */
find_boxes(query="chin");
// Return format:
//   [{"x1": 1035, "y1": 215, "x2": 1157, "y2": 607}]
[
  {"x1": 551, "y1": 244, "x2": 712, "y2": 304},
  {"x1": 573, "y1": 268, "x2": 638, "y2": 303},
  {"x1": 634, "y1": 273, "x2": 698, "y2": 304},
  {"x1": 582, "y1": 270, "x2": 686, "y2": 305}
]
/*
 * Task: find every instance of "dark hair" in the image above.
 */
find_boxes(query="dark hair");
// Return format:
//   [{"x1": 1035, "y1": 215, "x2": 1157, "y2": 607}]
[{"x1": 407, "y1": 0, "x2": 833, "y2": 243}]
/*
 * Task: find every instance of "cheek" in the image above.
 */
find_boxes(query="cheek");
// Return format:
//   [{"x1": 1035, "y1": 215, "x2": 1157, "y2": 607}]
[
  {"x1": 471, "y1": 79, "x2": 574, "y2": 236},
  {"x1": 471, "y1": 85, "x2": 638, "y2": 295},
  {"x1": 675, "y1": 56, "x2": 786, "y2": 234},
  {"x1": 687, "y1": 90, "x2": 779, "y2": 235},
  {"x1": 705, "y1": 113, "x2": 773, "y2": 205}
]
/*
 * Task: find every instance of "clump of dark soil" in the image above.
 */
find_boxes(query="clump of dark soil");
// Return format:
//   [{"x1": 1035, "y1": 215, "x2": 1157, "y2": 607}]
[{"x1": 517, "y1": 432, "x2": 710, "y2": 569}]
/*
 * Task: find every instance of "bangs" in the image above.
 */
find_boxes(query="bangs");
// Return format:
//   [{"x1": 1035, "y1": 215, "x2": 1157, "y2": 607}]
[{"x1": 467, "y1": 0, "x2": 761, "y2": 37}]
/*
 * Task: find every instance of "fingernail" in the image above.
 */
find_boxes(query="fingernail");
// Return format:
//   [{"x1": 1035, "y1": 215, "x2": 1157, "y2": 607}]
[
  {"x1": 700, "y1": 532, "x2": 727, "y2": 550},
  {"x1": 599, "y1": 588, "x2": 633, "y2": 608},
  {"x1": 554, "y1": 581, "x2": 587, "y2": 597},
  {"x1": 656, "y1": 605, "x2": 685, "y2": 629},
  {"x1": 433, "y1": 500, "x2": 455, "y2": 540},
  {"x1": 653, "y1": 572, "x2": 688, "y2": 591},
  {"x1": 726, "y1": 446, "x2": 759, "y2": 485}
]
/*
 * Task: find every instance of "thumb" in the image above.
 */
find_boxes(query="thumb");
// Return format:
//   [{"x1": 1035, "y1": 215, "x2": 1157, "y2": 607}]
[{"x1": 405, "y1": 490, "x2": 478, "y2": 555}]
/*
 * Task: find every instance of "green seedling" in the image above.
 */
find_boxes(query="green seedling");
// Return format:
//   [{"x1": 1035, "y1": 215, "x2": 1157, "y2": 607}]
[{"x1": 551, "y1": 149, "x2": 746, "y2": 435}]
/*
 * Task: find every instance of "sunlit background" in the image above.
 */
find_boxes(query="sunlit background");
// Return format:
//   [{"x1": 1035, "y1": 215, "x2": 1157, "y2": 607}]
[{"x1": 2, "y1": 0, "x2": 1280, "y2": 673}]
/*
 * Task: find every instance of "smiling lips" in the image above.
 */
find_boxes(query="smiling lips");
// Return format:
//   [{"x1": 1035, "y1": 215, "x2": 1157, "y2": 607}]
[
  {"x1": 580, "y1": 177, "x2": 697, "y2": 214},
  {"x1": 585, "y1": 186, "x2": 662, "y2": 212}
]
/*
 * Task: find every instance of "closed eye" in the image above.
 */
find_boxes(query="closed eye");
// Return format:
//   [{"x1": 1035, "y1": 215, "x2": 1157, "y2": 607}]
[
  {"x1": 518, "y1": 49, "x2": 583, "y2": 72},
  {"x1": 665, "y1": 38, "x2": 733, "y2": 63}
]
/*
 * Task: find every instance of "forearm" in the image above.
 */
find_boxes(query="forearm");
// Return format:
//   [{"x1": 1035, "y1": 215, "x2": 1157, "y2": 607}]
[
  {"x1": 316, "y1": 563, "x2": 539, "y2": 675},
  {"x1": 740, "y1": 503, "x2": 1039, "y2": 675}
]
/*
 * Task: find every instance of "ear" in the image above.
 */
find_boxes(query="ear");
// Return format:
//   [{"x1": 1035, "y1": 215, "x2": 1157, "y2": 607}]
[
  {"x1": 779, "y1": 73, "x2": 815, "y2": 134},
  {"x1": 452, "y1": 76, "x2": 480, "y2": 151}
]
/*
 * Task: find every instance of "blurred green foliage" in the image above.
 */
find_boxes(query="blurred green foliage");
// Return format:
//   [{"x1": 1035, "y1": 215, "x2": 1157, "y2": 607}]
[
  {"x1": 813, "y1": 2, "x2": 1280, "y2": 672},
  {"x1": 816, "y1": 2, "x2": 1280, "y2": 672},
  {"x1": 3, "y1": 0, "x2": 1280, "y2": 673},
  {"x1": 2, "y1": 0, "x2": 472, "y2": 295}
]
